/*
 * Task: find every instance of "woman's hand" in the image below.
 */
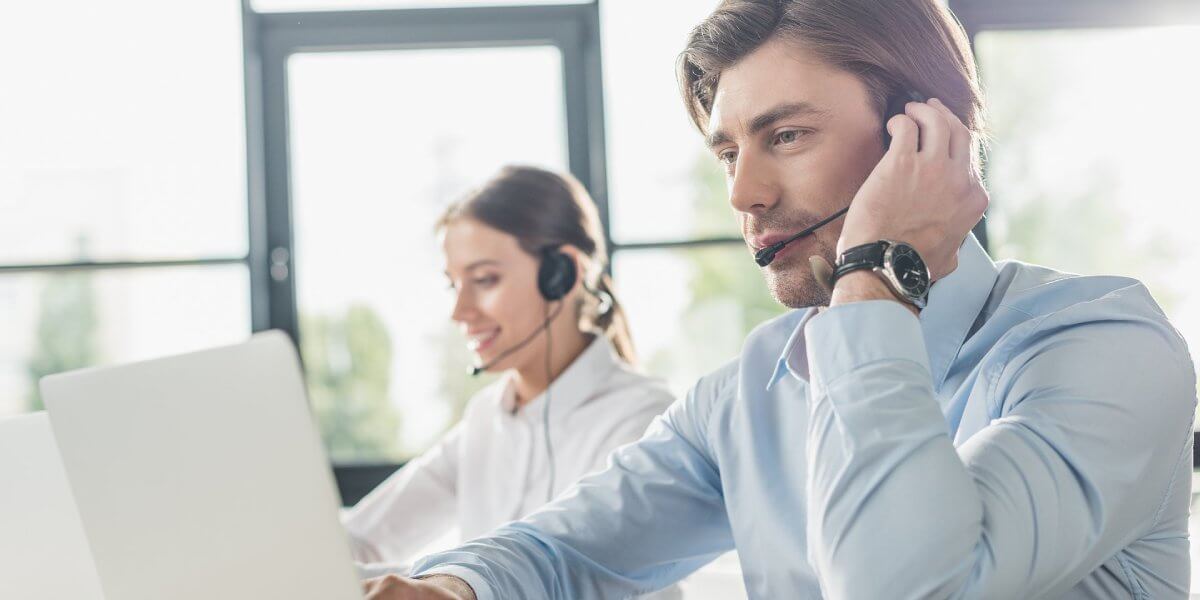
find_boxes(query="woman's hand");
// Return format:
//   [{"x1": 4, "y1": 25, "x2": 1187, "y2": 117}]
[{"x1": 361, "y1": 574, "x2": 476, "y2": 600}]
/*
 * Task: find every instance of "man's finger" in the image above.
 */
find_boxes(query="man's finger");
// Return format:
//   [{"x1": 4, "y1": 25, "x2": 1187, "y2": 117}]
[
  {"x1": 928, "y1": 98, "x2": 971, "y2": 164},
  {"x1": 886, "y1": 114, "x2": 919, "y2": 156},
  {"x1": 904, "y1": 100, "x2": 950, "y2": 158}
]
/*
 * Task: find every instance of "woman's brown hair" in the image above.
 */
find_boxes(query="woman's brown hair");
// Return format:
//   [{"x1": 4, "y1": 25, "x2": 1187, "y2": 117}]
[{"x1": 438, "y1": 165, "x2": 637, "y2": 365}]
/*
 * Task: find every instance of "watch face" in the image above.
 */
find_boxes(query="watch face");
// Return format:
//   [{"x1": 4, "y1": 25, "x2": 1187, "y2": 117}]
[{"x1": 889, "y1": 243, "x2": 930, "y2": 297}]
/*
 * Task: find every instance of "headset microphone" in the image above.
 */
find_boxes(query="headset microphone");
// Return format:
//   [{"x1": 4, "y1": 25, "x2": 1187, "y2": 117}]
[
  {"x1": 469, "y1": 246, "x2": 576, "y2": 376},
  {"x1": 469, "y1": 301, "x2": 564, "y2": 376},
  {"x1": 754, "y1": 89, "x2": 926, "y2": 269},
  {"x1": 753, "y1": 206, "x2": 849, "y2": 267},
  {"x1": 466, "y1": 246, "x2": 574, "y2": 502}
]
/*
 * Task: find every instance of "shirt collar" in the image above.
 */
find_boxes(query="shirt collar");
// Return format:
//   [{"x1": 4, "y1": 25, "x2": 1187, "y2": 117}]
[
  {"x1": 918, "y1": 232, "x2": 1000, "y2": 389},
  {"x1": 767, "y1": 307, "x2": 821, "y2": 390},
  {"x1": 500, "y1": 335, "x2": 620, "y2": 418},
  {"x1": 767, "y1": 232, "x2": 999, "y2": 391}
]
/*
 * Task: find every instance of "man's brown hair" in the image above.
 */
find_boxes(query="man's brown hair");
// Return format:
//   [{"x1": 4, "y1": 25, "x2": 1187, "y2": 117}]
[{"x1": 678, "y1": 0, "x2": 985, "y2": 156}]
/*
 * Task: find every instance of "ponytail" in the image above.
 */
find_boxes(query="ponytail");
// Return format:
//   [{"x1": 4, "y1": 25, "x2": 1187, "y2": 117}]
[{"x1": 588, "y1": 273, "x2": 637, "y2": 366}]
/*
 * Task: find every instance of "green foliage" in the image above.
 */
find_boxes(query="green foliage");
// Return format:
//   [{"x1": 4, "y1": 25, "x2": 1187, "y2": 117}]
[
  {"x1": 981, "y1": 35, "x2": 1181, "y2": 314},
  {"x1": 26, "y1": 273, "x2": 101, "y2": 411},
  {"x1": 644, "y1": 153, "x2": 787, "y2": 390},
  {"x1": 301, "y1": 304, "x2": 402, "y2": 462},
  {"x1": 432, "y1": 321, "x2": 495, "y2": 433},
  {"x1": 686, "y1": 152, "x2": 787, "y2": 333}
]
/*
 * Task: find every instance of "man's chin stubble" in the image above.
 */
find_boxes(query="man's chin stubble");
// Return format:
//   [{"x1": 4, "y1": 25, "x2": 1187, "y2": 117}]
[{"x1": 765, "y1": 255, "x2": 832, "y2": 309}]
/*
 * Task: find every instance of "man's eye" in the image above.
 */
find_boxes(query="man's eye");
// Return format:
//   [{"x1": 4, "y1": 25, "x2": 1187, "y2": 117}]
[
  {"x1": 718, "y1": 149, "x2": 738, "y2": 165},
  {"x1": 773, "y1": 129, "x2": 808, "y2": 146},
  {"x1": 473, "y1": 275, "x2": 499, "y2": 287}
]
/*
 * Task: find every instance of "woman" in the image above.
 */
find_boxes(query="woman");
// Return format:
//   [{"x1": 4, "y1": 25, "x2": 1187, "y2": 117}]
[{"x1": 343, "y1": 166, "x2": 678, "y2": 597}]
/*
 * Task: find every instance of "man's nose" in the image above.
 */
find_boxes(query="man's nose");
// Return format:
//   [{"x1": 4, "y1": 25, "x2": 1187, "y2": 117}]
[{"x1": 727, "y1": 151, "x2": 780, "y2": 215}]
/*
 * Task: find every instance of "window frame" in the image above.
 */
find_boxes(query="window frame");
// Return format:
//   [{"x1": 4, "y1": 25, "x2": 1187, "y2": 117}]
[
  {"x1": 0, "y1": 3, "x2": 254, "y2": 419},
  {"x1": 242, "y1": 1, "x2": 608, "y2": 503}
]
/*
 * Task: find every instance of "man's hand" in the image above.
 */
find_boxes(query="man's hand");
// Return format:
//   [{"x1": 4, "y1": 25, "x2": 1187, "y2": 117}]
[
  {"x1": 361, "y1": 574, "x2": 476, "y2": 600},
  {"x1": 837, "y1": 98, "x2": 988, "y2": 283}
]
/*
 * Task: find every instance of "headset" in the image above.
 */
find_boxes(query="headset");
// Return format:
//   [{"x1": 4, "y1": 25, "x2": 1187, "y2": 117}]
[
  {"x1": 469, "y1": 245, "x2": 612, "y2": 502},
  {"x1": 754, "y1": 89, "x2": 928, "y2": 267}
]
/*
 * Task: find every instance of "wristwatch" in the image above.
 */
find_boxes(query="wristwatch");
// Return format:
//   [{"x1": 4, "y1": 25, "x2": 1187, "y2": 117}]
[{"x1": 832, "y1": 240, "x2": 931, "y2": 309}]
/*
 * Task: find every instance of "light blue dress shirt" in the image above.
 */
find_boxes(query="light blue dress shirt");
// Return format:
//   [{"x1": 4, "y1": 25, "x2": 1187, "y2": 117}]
[{"x1": 414, "y1": 234, "x2": 1197, "y2": 599}]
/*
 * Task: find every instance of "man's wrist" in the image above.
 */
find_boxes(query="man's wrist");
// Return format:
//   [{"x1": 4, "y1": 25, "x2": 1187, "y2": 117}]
[
  {"x1": 829, "y1": 270, "x2": 919, "y2": 317},
  {"x1": 415, "y1": 574, "x2": 477, "y2": 600}
]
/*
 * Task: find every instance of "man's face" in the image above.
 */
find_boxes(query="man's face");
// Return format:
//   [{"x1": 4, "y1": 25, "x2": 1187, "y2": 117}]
[{"x1": 706, "y1": 38, "x2": 887, "y2": 308}]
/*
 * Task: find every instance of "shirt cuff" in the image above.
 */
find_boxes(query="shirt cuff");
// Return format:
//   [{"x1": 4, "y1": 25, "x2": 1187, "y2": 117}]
[
  {"x1": 805, "y1": 300, "x2": 929, "y2": 385},
  {"x1": 412, "y1": 565, "x2": 494, "y2": 600}
]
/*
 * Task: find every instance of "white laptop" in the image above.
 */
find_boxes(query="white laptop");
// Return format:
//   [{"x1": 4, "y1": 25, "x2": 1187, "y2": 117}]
[
  {"x1": 41, "y1": 331, "x2": 363, "y2": 600},
  {"x1": 0, "y1": 412, "x2": 105, "y2": 600}
]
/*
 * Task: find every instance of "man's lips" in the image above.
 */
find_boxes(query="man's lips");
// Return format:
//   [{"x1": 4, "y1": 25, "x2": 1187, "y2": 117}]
[
  {"x1": 749, "y1": 230, "x2": 817, "y2": 264},
  {"x1": 750, "y1": 232, "x2": 802, "y2": 252}
]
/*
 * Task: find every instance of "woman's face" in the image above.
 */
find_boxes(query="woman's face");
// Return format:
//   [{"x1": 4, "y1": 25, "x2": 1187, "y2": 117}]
[{"x1": 441, "y1": 218, "x2": 558, "y2": 372}]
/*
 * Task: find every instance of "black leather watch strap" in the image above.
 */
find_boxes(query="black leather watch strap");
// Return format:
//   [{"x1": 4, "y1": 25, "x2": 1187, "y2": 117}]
[{"x1": 832, "y1": 241, "x2": 887, "y2": 284}]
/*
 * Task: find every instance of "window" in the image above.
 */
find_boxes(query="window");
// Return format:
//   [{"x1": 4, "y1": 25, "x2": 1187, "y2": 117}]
[
  {"x1": 600, "y1": 0, "x2": 782, "y2": 406},
  {"x1": 601, "y1": 0, "x2": 736, "y2": 244},
  {"x1": 287, "y1": 46, "x2": 569, "y2": 462},
  {"x1": 599, "y1": 2, "x2": 760, "y2": 596},
  {"x1": 971, "y1": 20, "x2": 1200, "y2": 593},
  {"x1": 977, "y1": 26, "x2": 1200, "y2": 390},
  {"x1": 615, "y1": 245, "x2": 779, "y2": 396},
  {"x1": 0, "y1": 0, "x2": 252, "y2": 416},
  {"x1": 252, "y1": 4, "x2": 603, "y2": 467}
]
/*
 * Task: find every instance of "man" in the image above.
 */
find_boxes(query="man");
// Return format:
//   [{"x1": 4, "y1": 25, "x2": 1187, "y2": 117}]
[{"x1": 364, "y1": 0, "x2": 1196, "y2": 597}]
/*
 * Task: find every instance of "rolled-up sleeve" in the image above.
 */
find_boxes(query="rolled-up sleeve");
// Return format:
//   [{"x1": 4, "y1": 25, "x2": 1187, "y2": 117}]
[{"x1": 803, "y1": 299, "x2": 1196, "y2": 599}]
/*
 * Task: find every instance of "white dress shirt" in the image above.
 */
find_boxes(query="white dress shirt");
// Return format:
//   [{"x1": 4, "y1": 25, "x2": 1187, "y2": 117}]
[{"x1": 343, "y1": 335, "x2": 676, "y2": 575}]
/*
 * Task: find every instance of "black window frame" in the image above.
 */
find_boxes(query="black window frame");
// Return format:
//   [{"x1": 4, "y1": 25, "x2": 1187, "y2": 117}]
[
  {"x1": 242, "y1": 1, "x2": 607, "y2": 504},
  {"x1": 0, "y1": 3, "x2": 254, "y2": 417}
]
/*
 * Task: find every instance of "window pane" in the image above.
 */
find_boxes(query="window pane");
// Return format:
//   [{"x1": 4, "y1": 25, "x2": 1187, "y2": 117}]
[
  {"x1": 614, "y1": 244, "x2": 786, "y2": 400},
  {"x1": 600, "y1": 0, "x2": 735, "y2": 243},
  {"x1": 0, "y1": 2, "x2": 248, "y2": 264},
  {"x1": 977, "y1": 26, "x2": 1200, "y2": 398},
  {"x1": 287, "y1": 47, "x2": 568, "y2": 463},
  {"x1": 975, "y1": 25, "x2": 1200, "y2": 591},
  {"x1": 0, "y1": 265, "x2": 251, "y2": 416}
]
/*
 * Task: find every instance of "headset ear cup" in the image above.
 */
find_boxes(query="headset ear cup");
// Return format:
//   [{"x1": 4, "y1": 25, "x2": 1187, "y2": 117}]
[
  {"x1": 538, "y1": 248, "x2": 576, "y2": 301},
  {"x1": 882, "y1": 89, "x2": 926, "y2": 146}
]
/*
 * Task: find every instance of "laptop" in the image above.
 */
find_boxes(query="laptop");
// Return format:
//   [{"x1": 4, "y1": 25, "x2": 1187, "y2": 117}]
[
  {"x1": 41, "y1": 331, "x2": 363, "y2": 600},
  {"x1": 0, "y1": 412, "x2": 105, "y2": 600}
]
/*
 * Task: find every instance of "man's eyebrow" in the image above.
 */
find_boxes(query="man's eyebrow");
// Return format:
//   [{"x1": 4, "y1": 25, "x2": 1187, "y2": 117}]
[
  {"x1": 705, "y1": 129, "x2": 733, "y2": 150},
  {"x1": 705, "y1": 101, "x2": 830, "y2": 149}
]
